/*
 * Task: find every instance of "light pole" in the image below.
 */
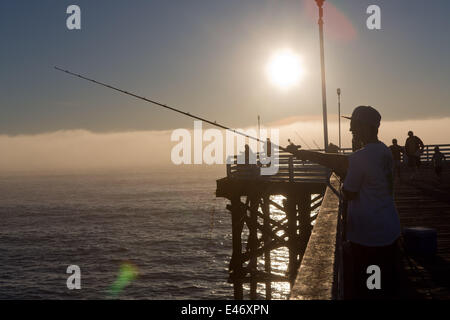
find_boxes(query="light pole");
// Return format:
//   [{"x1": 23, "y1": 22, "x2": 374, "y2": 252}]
[
  {"x1": 315, "y1": 0, "x2": 328, "y2": 152},
  {"x1": 337, "y1": 88, "x2": 341, "y2": 150},
  {"x1": 257, "y1": 114, "x2": 261, "y2": 158}
]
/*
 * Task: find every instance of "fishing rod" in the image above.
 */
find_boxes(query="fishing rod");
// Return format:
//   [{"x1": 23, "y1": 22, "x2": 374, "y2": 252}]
[
  {"x1": 294, "y1": 131, "x2": 311, "y2": 149},
  {"x1": 312, "y1": 139, "x2": 321, "y2": 150},
  {"x1": 54, "y1": 66, "x2": 290, "y2": 153}
]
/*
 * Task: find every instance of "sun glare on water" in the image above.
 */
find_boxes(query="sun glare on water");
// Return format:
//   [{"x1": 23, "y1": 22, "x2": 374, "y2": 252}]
[{"x1": 266, "y1": 49, "x2": 304, "y2": 90}]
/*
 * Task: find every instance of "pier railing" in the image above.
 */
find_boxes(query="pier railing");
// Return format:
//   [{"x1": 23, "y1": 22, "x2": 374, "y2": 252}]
[
  {"x1": 226, "y1": 144, "x2": 449, "y2": 180},
  {"x1": 341, "y1": 144, "x2": 450, "y2": 163},
  {"x1": 419, "y1": 144, "x2": 450, "y2": 163},
  {"x1": 226, "y1": 151, "x2": 329, "y2": 183},
  {"x1": 290, "y1": 174, "x2": 343, "y2": 300}
]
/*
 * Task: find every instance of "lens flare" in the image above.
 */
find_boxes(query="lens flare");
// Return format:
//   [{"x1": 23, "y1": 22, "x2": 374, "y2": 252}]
[{"x1": 108, "y1": 262, "x2": 138, "y2": 298}]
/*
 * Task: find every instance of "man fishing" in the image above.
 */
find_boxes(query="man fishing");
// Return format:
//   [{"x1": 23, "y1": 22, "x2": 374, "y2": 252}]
[
  {"x1": 292, "y1": 105, "x2": 401, "y2": 299},
  {"x1": 55, "y1": 69, "x2": 402, "y2": 298}
]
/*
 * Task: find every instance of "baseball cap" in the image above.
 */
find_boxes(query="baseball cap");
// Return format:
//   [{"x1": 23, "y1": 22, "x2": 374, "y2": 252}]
[{"x1": 342, "y1": 105, "x2": 381, "y2": 128}]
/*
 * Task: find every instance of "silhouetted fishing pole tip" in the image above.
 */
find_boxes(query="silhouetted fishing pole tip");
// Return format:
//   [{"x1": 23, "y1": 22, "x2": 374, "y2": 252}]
[{"x1": 54, "y1": 66, "x2": 293, "y2": 152}]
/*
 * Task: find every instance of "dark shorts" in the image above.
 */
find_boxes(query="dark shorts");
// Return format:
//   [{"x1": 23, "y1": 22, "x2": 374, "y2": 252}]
[
  {"x1": 407, "y1": 155, "x2": 420, "y2": 167},
  {"x1": 344, "y1": 240, "x2": 399, "y2": 299},
  {"x1": 435, "y1": 166, "x2": 443, "y2": 176}
]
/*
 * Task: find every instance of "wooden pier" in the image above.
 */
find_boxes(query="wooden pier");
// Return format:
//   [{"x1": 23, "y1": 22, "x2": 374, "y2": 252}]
[
  {"x1": 216, "y1": 152, "x2": 328, "y2": 299},
  {"x1": 217, "y1": 145, "x2": 450, "y2": 300}
]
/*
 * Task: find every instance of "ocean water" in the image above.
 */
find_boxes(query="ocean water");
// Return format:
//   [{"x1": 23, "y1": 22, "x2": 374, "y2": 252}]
[{"x1": 0, "y1": 167, "x2": 293, "y2": 300}]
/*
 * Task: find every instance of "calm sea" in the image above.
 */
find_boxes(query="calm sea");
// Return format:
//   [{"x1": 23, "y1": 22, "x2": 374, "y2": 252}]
[{"x1": 0, "y1": 167, "x2": 292, "y2": 299}]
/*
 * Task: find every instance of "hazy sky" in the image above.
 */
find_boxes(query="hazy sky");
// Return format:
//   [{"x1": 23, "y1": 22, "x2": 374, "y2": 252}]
[
  {"x1": 2, "y1": 117, "x2": 450, "y2": 174},
  {"x1": 1, "y1": 0, "x2": 450, "y2": 135}
]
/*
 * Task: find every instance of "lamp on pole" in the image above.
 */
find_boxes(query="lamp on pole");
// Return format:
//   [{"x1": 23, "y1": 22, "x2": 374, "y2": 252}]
[
  {"x1": 337, "y1": 88, "x2": 341, "y2": 150},
  {"x1": 315, "y1": 0, "x2": 328, "y2": 152}
]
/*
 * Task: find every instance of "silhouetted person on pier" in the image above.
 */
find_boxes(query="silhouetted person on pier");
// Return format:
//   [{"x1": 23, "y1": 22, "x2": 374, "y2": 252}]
[
  {"x1": 264, "y1": 138, "x2": 272, "y2": 157},
  {"x1": 236, "y1": 144, "x2": 258, "y2": 177},
  {"x1": 432, "y1": 146, "x2": 446, "y2": 182},
  {"x1": 261, "y1": 138, "x2": 272, "y2": 167},
  {"x1": 327, "y1": 142, "x2": 339, "y2": 153},
  {"x1": 286, "y1": 139, "x2": 300, "y2": 153},
  {"x1": 389, "y1": 139, "x2": 404, "y2": 179},
  {"x1": 292, "y1": 105, "x2": 401, "y2": 299},
  {"x1": 241, "y1": 144, "x2": 257, "y2": 165},
  {"x1": 405, "y1": 131, "x2": 424, "y2": 180},
  {"x1": 244, "y1": 144, "x2": 250, "y2": 164}
]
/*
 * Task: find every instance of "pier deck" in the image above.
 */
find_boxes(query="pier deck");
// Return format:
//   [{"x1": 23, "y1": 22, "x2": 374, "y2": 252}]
[
  {"x1": 395, "y1": 167, "x2": 450, "y2": 299},
  {"x1": 218, "y1": 146, "x2": 450, "y2": 300},
  {"x1": 216, "y1": 152, "x2": 329, "y2": 299}
]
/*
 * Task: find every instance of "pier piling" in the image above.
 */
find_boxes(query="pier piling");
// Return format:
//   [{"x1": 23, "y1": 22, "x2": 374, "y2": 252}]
[{"x1": 217, "y1": 151, "x2": 327, "y2": 299}]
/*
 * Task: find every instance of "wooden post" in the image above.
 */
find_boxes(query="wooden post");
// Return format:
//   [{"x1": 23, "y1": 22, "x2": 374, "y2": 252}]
[
  {"x1": 286, "y1": 193, "x2": 298, "y2": 286},
  {"x1": 249, "y1": 195, "x2": 259, "y2": 300},
  {"x1": 230, "y1": 195, "x2": 243, "y2": 299},
  {"x1": 289, "y1": 156, "x2": 294, "y2": 182},
  {"x1": 298, "y1": 191, "x2": 312, "y2": 262},
  {"x1": 262, "y1": 195, "x2": 272, "y2": 300}
]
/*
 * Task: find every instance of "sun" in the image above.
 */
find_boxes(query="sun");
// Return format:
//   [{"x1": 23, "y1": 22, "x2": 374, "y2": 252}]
[{"x1": 266, "y1": 50, "x2": 304, "y2": 89}]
